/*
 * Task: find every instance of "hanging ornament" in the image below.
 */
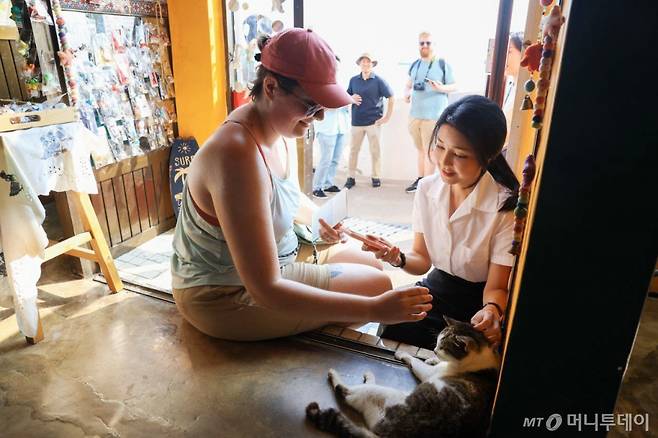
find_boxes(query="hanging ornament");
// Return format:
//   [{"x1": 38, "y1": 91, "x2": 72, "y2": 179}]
[
  {"x1": 228, "y1": 0, "x2": 239, "y2": 11},
  {"x1": 542, "y1": 5, "x2": 566, "y2": 39},
  {"x1": 16, "y1": 40, "x2": 30, "y2": 57},
  {"x1": 521, "y1": 94, "x2": 534, "y2": 110},
  {"x1": 510, "y1": 155, "x2": 537, "y2": 256},
  {"x1": 242, "y1": 2, "x2": 249, "y2": 10},
  {"x1": 524, "y1": 79, "x2": 536, "y2": 92},
  {"x1": 529, "y1": 5, "x2": 564, "y2": 130},
  {"x1": 50, "y1": 0, "x2": 78, "y2": 106},
  {"x1": 520, "y1": 42, "x2": 543, "y2": 73}
]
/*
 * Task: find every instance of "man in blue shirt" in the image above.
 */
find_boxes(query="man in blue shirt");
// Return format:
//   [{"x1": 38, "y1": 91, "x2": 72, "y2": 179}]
[
  {"x1": 404, "y1": 31, "x2": 457, "y2": 193},
  {"x1": 344, "y1": 53, "x2": 394, "y2": 189}
]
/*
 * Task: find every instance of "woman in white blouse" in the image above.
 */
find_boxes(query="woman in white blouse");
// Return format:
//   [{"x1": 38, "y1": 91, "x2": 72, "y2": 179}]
[{"x1": 364, "y1": 95, "x2": 519, "y2": 350}]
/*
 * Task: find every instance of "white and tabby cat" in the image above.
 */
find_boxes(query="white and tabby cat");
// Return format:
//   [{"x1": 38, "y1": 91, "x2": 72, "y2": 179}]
[{"x1": 306, "y1": 316, "x2": 500, "y2": 438}]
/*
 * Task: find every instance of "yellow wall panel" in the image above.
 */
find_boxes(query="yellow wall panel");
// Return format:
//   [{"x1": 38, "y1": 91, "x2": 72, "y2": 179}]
[{"x1": 168, "y1": 0, "x2": 229, "y2": 145}]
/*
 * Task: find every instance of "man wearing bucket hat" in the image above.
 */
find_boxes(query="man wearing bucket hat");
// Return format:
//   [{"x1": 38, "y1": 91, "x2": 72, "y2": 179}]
[
  {"x1": 171, "y1": 28, "x2": 432, "y2": 342},
  {"x1": 344, "y1": 52, "x2": 395, "y2": 189}
]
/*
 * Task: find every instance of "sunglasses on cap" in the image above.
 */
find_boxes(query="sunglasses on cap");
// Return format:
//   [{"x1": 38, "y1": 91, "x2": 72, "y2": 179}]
[{"x1": 419, "y1": 41, "x2": 432, "y2": 46}]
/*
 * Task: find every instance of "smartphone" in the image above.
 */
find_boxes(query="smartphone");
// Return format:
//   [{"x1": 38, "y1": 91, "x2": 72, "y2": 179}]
[{"x1": 340, "y1": 227, "x2": 390, "y2": 251}]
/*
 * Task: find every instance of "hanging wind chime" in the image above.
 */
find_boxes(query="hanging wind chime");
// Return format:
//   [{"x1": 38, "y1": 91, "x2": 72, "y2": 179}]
[
  {"x1": 510, "y1": 0, "x2": 565, "y2": 256},
  {"x1": 51, "y1": 0, "x2": 78, "y2": 106}
]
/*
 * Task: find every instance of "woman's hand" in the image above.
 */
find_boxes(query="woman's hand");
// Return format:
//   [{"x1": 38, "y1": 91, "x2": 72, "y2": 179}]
[
  {"x1": 318, "y1": 218, "x2": 346, "y2": 245},
  {"x1": 370, "y1": 286, "x2": 432, "y2": 324},
  {"x1": 361, "y1": 235, "x2": 401, "y2": 266},
  {"x1": 471, "y1": 306, "x2": 502, "y2": 348}
]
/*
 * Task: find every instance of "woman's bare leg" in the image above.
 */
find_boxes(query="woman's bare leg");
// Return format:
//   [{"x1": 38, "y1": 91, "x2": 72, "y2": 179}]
[
  {"x1": 323, "y1": 241, "x2": 384, "y2": 270},
  {"x1": 326, "y1": 263, "x2": 391, "y2": 297}
]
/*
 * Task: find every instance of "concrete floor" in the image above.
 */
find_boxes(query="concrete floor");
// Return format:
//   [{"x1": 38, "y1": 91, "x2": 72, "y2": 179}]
[{"x1": 0, "y1": 176, "x2": 656, "y2": 437}]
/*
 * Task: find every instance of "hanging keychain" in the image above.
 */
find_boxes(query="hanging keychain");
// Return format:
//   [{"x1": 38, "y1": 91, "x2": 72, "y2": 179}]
[{"x1": 51, "y1": 0, "x2": 78, "y2": 106}]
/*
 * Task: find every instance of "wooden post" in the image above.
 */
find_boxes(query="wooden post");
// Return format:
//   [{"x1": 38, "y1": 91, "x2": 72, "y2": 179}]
[
  {"x1": 70, "y1": 191, "x2": 123, "y2": 293},
  {"x1": 25, "y1": 313, "x2": 44, "y2": 344}
]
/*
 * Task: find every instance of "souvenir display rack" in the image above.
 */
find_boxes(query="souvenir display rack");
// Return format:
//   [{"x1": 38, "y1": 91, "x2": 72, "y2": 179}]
[{"x1": 53, "y1": 0, "x2": 177, "y2": 267}]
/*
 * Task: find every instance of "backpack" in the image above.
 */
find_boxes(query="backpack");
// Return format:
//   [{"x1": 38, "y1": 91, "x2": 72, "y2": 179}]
[{"x1": 408, "y1": 58, "x2": 446, "y2": 84}]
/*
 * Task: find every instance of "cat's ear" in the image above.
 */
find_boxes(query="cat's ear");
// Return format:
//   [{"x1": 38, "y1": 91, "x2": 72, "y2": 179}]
[
  {"x1": 443, "y1": 315, "x2": 460, "y2": 326},
  {"x1": 456, "y1": 335, "x2": 477, "y2": 352}
]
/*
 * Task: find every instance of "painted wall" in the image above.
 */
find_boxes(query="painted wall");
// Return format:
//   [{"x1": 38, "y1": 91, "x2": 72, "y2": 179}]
[{"x1": 168, "y1": 0, "x2": 229, "y2": 145}]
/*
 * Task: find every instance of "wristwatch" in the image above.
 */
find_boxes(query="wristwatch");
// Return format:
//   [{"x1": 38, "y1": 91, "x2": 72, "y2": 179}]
[{"x1": 391, "y1": 252, "x2": 406, "y2": 269}]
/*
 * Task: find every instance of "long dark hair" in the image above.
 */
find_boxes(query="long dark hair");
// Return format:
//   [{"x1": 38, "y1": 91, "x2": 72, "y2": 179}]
[
  {"x1": 510, "y1": 32, "x2": 523, "y2": 52},
  {"x1": 429, "y1": 95, "x2": 519, "y2": 211},
  {"x1": 249, "y1": 34, "x2": 299, "y2": 100}
]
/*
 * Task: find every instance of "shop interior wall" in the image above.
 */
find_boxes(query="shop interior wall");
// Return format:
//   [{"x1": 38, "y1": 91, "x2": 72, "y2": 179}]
[{"x1": 168, "y1": 0, "x2": 229, "y2": 145}]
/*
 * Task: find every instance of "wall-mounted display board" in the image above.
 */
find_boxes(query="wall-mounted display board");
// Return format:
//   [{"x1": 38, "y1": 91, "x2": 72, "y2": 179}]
[{"x1": 60, "y1": 7, "x2": 176, "y2": 167}]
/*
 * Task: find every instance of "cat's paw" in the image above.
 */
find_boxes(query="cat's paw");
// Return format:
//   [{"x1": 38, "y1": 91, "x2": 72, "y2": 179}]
[
  {"x1": 425, "y1": 357, "x2": 440, "y2": 365},
  {"x1": 306, "y1": 402, "x2": 321, "y2": 420},
  {"x1": 328, "y1": 369, "x2": 340, "y2": 387},
  {"x1": 395, "y1": 351, "x2": 413, "y2": 365}
]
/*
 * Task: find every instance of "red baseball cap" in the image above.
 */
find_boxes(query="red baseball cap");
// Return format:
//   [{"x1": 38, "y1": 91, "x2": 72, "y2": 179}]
[{"x1": 260, "y1": 28, "x2": 352, "y2": 109}]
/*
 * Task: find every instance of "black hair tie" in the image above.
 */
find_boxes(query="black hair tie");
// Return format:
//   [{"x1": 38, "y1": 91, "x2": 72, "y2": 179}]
[{"x1": 254, "y1": 53, "x2": 261, "y2": 62}]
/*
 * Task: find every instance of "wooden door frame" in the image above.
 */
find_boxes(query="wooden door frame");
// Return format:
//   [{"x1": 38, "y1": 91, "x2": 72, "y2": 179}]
[{"x1": 489, "y1": 2, "x2": 657, "y2": 435}]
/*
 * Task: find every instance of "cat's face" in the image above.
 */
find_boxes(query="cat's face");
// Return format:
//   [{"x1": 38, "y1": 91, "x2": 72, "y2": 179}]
[{"x1": 435, "y1": 316, "x2": 491, "y2": 361}]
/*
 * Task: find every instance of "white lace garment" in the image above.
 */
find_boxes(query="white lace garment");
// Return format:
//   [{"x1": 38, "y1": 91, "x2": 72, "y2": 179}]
[{"x1": 0, "y1": 122, "x2": 100, "y2": 337}]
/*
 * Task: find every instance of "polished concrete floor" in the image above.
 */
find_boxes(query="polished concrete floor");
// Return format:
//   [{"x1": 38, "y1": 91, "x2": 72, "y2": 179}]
[{"x1": 1, "y1": 176, "x2": 656, "y2": 437}]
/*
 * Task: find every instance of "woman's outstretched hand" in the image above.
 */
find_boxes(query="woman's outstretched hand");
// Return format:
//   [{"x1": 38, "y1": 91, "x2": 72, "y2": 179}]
[
  {"x1": 318, "y1": 218, "x2": 346, "y2": 244},
  {"x1": 370, "y1": 286, "x2": 432, "y2": 324},
  {"x1": 361, "y1": 235, "x2": 402, "y2": 267},
  {"x1": 471, "y1": 307, "x2": 502, "y2": 348}
]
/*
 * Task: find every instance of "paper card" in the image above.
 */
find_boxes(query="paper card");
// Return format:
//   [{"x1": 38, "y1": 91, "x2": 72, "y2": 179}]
[{"x1": 311, "y1": 189, "x2": 348, "y2": 240}]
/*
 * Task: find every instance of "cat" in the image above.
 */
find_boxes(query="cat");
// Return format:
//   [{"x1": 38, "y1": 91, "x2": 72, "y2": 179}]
[{"x1": 306, "y1": 316, "x2": 500, "y2": 438}]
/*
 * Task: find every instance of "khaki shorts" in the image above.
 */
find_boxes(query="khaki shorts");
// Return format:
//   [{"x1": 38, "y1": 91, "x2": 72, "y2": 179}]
[
  {"x1": 172, "y1": 243, "x2": 342, "y2": 341},
  {"x1": 408, "y1": 118, "x2": 436, "y2": 151}
]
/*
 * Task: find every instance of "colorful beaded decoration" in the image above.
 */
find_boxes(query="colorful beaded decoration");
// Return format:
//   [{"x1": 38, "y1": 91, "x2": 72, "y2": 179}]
[
  {"x1": 532, "y1": 4, "x2": 565, "y2": 129},
  {"x1": 51, "y1": 0, "x2": 78, "y2": 106},
  {"x1": 510, "y1": 155, "x2": 537, "y2": 256},
  {"x1": 509, "y1": 1, "x2": 564, "y2": 256}
]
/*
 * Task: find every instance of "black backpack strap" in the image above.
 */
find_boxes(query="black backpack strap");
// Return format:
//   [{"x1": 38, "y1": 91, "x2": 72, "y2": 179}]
[
  {"x1": 439, "y1": 58, "x2": 446, "y2": 83},
  {"x1": 408, "y1": 59, "x2": 420, "y2": 77}
]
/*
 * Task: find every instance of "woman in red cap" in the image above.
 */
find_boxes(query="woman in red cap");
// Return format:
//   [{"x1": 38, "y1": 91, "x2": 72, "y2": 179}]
[{"x1": 171, "y1": 29, "x2": 433, "y2": 341}]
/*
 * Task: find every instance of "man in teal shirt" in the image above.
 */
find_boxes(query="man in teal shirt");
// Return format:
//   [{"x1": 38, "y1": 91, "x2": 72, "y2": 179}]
[{"x1": 404, "y1": 31, "x2": 457, "y2": 193}]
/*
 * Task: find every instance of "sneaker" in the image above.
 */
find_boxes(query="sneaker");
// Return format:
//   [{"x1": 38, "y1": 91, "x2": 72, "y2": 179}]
[
  {"x1": 405, "y1": 177, "x2": 422, "y2": 193},
  {"x1": 371, "y1": 178, "x2": 381, "y2": 188},
  {"x1": 312, "y1": 189, "x2": 328, "y2": 199},
  {"x1": 324, "y1": 185, "x2": 341, "y2": 193},
  {"x1": 344, "y1": 177, "x2": 356, "y2": 189}
]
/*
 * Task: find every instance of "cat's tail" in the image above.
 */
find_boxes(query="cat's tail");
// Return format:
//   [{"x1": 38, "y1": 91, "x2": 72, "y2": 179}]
[{"x1": 306, "y1": 402, "x2": 377, "y2": 438}]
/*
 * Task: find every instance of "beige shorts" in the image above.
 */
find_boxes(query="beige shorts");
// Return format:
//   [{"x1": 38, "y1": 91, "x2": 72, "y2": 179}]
[
  {"x1": 408, "y1": 118, "x2": 437, "y2": 151},
  {"x1": 172, "y1": 243, "x2": 341, "y2": 341}
]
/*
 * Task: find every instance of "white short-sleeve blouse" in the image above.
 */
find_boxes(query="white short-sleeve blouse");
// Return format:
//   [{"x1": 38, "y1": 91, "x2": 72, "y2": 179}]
[{"x1": 412, "y1": 172, "x2": 515, "y2": 282}]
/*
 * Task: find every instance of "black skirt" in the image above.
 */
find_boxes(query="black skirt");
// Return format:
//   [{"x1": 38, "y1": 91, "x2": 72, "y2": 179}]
[{"x1": 380, "y1": 268, "x2": 485, "y2": 350}]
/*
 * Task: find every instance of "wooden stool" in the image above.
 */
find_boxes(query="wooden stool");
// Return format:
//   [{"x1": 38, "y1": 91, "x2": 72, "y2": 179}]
[{"x1": 25, "y1": 191, "x2": 123, "y2": 344}]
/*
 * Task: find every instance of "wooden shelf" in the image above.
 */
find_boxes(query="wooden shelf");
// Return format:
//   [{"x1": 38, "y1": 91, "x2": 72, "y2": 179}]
[
  {"x1": 0, "y1": 23, "x2": 18, "y2": 41},
  {"x1": 0, "y1": 106, "x2": 77, "y2": 132}
]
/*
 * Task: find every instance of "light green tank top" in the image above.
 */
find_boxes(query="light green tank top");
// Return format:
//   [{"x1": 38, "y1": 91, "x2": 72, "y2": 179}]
[{"x1": 171, "y1": 122, "x2": 300, "y2": 289}]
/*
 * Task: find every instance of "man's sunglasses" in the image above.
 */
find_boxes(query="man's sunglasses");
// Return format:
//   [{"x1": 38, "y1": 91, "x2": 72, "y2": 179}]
[{"x1": 419, "y1": 41, "x2": 432, "y2": 46}]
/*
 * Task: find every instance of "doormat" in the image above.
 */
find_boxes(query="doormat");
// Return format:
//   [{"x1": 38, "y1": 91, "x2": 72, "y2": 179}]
[{"x1": 102, "y1": 229, "x2": 174, "y2": 294}]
